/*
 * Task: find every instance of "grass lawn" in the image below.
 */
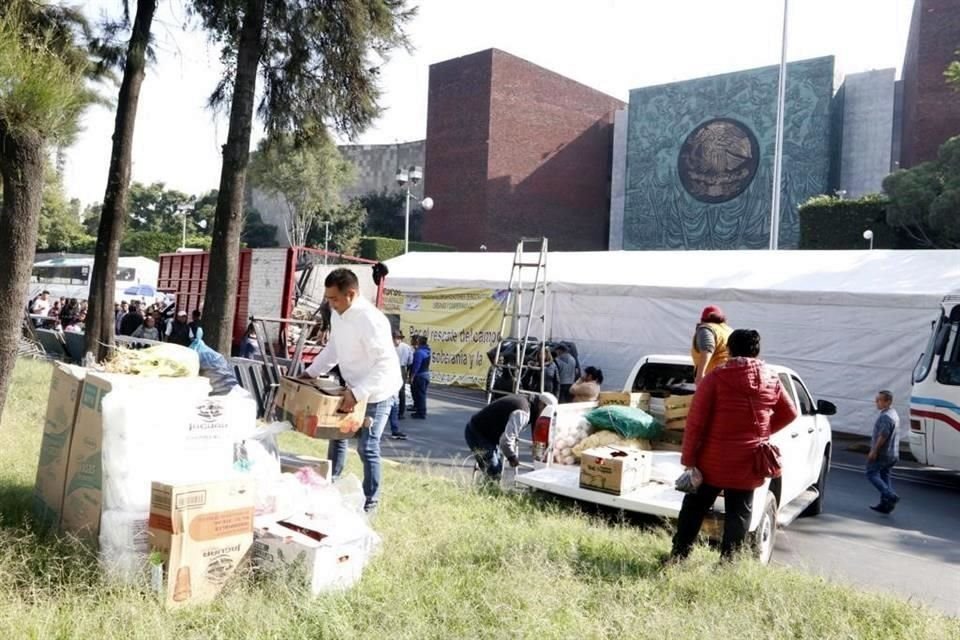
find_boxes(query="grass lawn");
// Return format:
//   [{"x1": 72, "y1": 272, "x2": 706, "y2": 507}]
[{"x1": 0, "y1": 359, "x2": 957, "y2": 639}]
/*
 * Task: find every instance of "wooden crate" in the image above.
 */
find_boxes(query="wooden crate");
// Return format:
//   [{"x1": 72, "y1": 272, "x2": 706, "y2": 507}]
[
  {"x1": 664, "y1": 394, "x2": 693, "y2": 421},
  {"x1": 597, "y1": 392, "x2": 651, "y2": 411}
]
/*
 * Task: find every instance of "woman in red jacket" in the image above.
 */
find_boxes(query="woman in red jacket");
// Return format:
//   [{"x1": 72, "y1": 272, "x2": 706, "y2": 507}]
[{"x1": 670, "y1": 329, "x2": 798, "y2": 561}]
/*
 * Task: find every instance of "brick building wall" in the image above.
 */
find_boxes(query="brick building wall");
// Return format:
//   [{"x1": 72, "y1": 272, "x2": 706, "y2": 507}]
[
  {"x1": 422, "y1": 50, "x2": 494, "y2": 251},
  {"x1": 422, "y1": 49, "x2": 624, "y2": 251},
  {"x1": 900, "y1": 0, "x2": 960, "y2": 168}
]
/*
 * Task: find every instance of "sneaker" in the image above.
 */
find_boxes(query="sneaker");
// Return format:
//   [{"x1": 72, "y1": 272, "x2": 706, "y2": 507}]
[
  {"x1": 390, "y1": 432, "x2": 408, "y2": 440},
  {"x1": 869, "y1": 502, "x2": 893, "y2": 514}
]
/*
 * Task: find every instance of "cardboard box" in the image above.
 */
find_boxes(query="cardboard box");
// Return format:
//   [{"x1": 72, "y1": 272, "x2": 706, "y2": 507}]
[
  {"x1": 579, "y1": 446, "x2": 652, "y2": 495},
  {"x1": 148, "y1": 478, "x2": 255, "y2": 607},
  {"x1": 276, "y1": 377, "x2": 366, "y2": 439},
  {"x1": 279, "y1": 453, "x2": 333, "y2": 482},
  {"x1": 253, "y1": 513, "x2": 368, "y2": 595},
  {"x1": 60, "y1": 371, "x2": 116, "y2": 541},
  {"x1": 33, "y1": 363, "x2": 86, "y2": 529},
  {"x1": 597, "y1": 392, "x2": 651, "y2": 411}
]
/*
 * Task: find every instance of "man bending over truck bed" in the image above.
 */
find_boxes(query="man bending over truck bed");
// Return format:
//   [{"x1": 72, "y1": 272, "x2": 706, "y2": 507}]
[{"x1": 465, "y1": 393, "x2": 549, "y2": 479}]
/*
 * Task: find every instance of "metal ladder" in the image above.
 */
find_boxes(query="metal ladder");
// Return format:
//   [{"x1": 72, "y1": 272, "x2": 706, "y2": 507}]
[{"x1": 486, "y1": 237, "x2": 549, "y2": 404}]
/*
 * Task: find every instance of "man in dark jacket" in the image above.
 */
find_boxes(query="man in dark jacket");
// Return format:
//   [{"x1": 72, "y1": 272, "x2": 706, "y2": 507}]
[
  {"x1": 166, "y1": 310, "x2": 192, "y2": 346},
  {"x1": 410, "y1": 335, "x2": 432, "y2": 419},
  {"x1": 464, "y1": 393, "x2": 546, "y2": 480},
  {"x1": 118, "y1": 302, "x2": 144, "y2": 336}
]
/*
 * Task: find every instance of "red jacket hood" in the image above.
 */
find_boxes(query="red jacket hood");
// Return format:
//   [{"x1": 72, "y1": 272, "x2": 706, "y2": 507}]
[{"x1": 711, "y1": 357, "x2": 777, "y2": 399}]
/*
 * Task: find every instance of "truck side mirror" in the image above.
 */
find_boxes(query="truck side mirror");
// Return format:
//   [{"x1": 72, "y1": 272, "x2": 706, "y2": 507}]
[{"x1": 815, "y1": 399, "x2": 837, "y2": 416}]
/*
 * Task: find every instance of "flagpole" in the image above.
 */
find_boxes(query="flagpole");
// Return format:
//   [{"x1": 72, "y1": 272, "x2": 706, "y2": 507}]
[{"x1": 769, "y1": 0, "x2": 789, "y2": 250}]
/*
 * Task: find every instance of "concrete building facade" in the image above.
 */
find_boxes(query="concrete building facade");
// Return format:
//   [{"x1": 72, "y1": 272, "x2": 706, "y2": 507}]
[
  {"x1": 421, "y1": 49, "x2": 624, "y2": 251},
  {"x1": 338, "y1": 140, "x2": 426, "y2": 201},
  {"x1": 838, "y1": 69, "x2": 897, "y2": 197}
]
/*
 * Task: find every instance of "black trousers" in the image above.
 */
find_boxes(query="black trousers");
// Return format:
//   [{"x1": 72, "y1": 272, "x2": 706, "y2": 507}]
[
  {"x1": 671, "y1": 482, "x2": 754, "y2": 559},
  {"x1": 559, "y1": 384, "x2": 573, "y2": 403},
  {"x1": 398, "y1": 383, "x2": 406, "y2": 417}
]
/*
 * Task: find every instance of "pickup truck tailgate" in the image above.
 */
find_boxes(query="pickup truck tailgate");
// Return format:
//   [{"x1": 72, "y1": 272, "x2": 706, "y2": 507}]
[{"x1": 517, "y1": 452, "x2": 686, "y2": 519}]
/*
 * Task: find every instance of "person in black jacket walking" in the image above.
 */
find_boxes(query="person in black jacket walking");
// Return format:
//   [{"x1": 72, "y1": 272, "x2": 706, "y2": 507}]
[{"x1": 166, "y1": 310, "x2": 192, "y2": 346}]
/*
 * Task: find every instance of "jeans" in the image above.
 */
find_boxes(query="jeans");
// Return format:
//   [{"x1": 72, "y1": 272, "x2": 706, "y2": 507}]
[
  {"x1": 671, "y1": 482, "x2": 754, "y2": 560},
  {"x1": 464, "y1": 423, "x2": 502, "y2": 479},
  {"x1": 412, "y1": 373, "x2": 430, "y2": 417},
  {"x1": 327, "y1": 396, "x2": 395, "y2": 511},
  {"x1": 866, "y1": 459, "x2": 898, "y2": 503},
  {"x1": 389, "y1": 387, "x2": 402, "y2": 434}
]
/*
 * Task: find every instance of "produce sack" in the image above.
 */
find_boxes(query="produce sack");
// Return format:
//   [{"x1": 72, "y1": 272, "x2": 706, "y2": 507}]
[
  {"x1": 105, "y1": 343, "x2": 200, "y2": 377},
  {"x1": 585, "y1": 405, "x2": 663, "y2": 440},
  {"x1": 191, "y1": 338, "x2": 238, "y2": 395},
  {"x1": 571, "y1": 431, "x2": 651, "y2": 459}
]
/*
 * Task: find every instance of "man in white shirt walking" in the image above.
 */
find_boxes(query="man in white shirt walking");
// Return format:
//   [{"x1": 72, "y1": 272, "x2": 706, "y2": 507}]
[
  {"x1": 303, "y1": 268, "x2": 402, "y2": 512},
  {"x1": 389, "y1": 329, "x2": 414, "y2": 439}
]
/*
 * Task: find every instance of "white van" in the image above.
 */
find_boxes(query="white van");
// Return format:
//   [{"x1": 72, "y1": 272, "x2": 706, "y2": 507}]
[{"x1": 910, "y1": 292, "x2": 960, "y2": 470}]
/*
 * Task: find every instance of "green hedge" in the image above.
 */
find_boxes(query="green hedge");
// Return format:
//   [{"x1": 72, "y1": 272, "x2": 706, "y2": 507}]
[
  {"x1": 359, "y1": 236, "x2": 455, "y2": 261},
  {"x1": 798, "y1": 194, "x2": 900, "y2": 250}
]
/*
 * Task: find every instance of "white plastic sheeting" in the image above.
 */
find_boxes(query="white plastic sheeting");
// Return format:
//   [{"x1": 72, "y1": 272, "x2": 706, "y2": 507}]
[{"x1": 385, "y1": 250, "x2": 960, "y2": 435}]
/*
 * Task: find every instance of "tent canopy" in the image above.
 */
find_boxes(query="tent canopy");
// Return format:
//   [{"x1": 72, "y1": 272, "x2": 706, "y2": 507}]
[
  {"x1": 385, "y1": 249, "x2": 960, "y2": 435},
  {"x1": 386, "y1": 249, "x2": 960, "y2": 305}
]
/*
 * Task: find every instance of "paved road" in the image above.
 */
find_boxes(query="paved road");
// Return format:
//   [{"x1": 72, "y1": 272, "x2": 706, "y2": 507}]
[{"x1": 379, "y1": 386, "x2": 960, "y2": 616}]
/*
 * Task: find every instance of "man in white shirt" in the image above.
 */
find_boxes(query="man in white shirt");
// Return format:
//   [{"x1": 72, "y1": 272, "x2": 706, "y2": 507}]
[
  {"x1": 389, "y1": 329, "x2": 414, "y2": 438},
  {"x1": 31, "y1": 291, "x2": 51, "y2": 316},
  {"x1": 303, "y1": 268, "x2": 402, "y2": 512}
]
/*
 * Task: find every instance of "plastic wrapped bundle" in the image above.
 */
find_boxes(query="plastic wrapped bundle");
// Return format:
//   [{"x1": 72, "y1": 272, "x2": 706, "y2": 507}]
[
  {"x1": 585, "y1": 405, "x2": 664, "y2": 440},
  {"x1": 100, "y1": 509, "x2": 150, "y2": 552},
  {"x1": 100, "y1": 547, "x2": 149, "y2": 585},
  {"x1": 550, "y1": 417, "x2": 591, "y2": 465},
  {"x1": 100, "y1": 377, "x2": 212, "y2": 512}
]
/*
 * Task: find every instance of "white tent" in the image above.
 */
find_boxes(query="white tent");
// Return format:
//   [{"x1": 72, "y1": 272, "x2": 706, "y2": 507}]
[{"x1": 385, "y1": 249, "x2": 960, "y2": 436}]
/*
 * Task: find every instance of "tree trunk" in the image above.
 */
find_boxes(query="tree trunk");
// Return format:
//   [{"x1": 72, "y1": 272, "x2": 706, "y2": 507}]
[
  {"x1": 202, "y1": 0, "x2": 266, "y2": 354},
  {"x1": 0, "y1": 125, "x2": 45, "y2": 421},
  {"x1": 85, "y1": 0, "x2": 156, "y2": 361}
]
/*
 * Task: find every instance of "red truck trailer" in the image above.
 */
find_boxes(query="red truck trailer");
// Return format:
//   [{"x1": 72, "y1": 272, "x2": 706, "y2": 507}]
[{"x1": 157, "y1": 246, "x2": 384, "y2": 351}]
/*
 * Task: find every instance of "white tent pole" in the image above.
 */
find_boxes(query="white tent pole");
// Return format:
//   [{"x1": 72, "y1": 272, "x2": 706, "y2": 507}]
[{"x1": 770, "y1": 0, "x2": 789, "y2": 251}]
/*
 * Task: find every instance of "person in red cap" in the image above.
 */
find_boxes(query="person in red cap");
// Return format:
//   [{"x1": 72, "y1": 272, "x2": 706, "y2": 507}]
[{"x1": 691, "y1": 305, "x2": 732, "y2": 383}]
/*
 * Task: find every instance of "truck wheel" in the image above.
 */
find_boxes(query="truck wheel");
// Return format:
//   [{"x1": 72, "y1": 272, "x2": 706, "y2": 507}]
[
  {"x1": 751, "y1": 493, "x2": 777, "y2": 565},
  {"x1": 801, "y1": 452, "x2": 829, "y2": 518}
]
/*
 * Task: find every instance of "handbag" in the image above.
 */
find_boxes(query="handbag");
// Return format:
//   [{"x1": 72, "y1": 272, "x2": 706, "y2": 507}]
[{"x1": 748, "y1": 396, "x2": 783, "y2": 479}]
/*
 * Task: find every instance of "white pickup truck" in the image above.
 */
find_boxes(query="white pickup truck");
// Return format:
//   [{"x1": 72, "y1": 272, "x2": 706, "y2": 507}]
[{"x1": 516, "y1": 355, "x2": 836, "y2": 563}]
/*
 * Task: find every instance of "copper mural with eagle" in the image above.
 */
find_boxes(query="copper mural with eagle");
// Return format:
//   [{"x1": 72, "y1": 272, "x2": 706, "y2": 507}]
[{"x1": 678, "y1": 118, "x2": 759, "y2": 203}]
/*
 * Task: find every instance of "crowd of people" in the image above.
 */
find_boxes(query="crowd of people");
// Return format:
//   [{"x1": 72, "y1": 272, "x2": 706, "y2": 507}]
[
  {"x1": 28, "y1": 290, "x2": 203, "y2": 348},
  {"x1": 115, "y1": 301, "x2": 202, "y2": 346},
  {"x1": 29, "y1": 291, "x2": 88, "y2": 333}
]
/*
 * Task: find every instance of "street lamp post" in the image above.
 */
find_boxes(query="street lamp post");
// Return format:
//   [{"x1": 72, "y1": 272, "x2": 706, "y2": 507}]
[
  {"x1": 324, "y1": 220, "x2": 330, "y2": 265},
  {"x1": 178, "y1": 198, "x2": 204, "y2": 249},
  {"x1": 396, "y1": 165, "x2": 434, "y2": 254},
  {"x1": 863, "y1": 229, "x2": 874, "y2": 250}
]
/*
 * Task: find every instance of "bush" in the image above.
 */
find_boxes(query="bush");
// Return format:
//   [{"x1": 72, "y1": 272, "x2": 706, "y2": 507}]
[
  {"x1": 798, "y1": 194, "x2": 901, "y2": 250},
  {"x1": 121, "y1": 231, "x2": 211, "y2": 260},
  {"x1": 359, "y1": 236, "x2": 455, "y2": 261}
]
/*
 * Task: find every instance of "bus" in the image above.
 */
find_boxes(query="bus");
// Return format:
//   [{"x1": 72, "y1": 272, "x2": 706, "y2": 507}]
[
  {"x1": 29, "y1": 256, "x2": 159, "y2": 303},
  {"x1": 910, "y1": 291, "x2": 960, "y2": 471}
]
